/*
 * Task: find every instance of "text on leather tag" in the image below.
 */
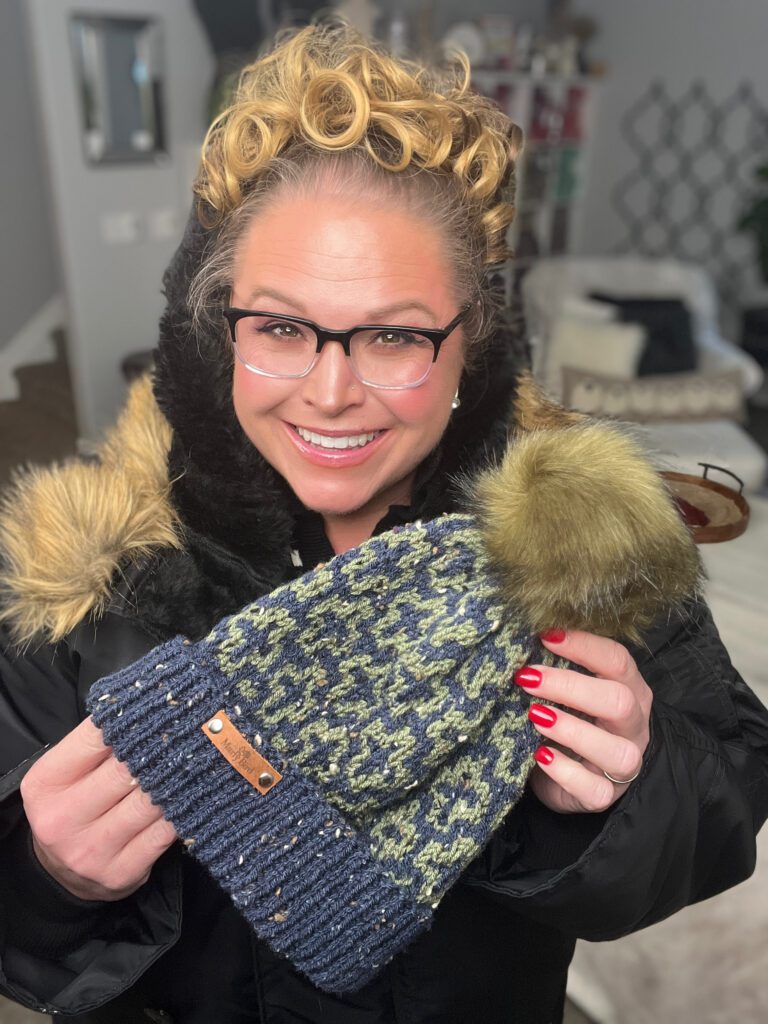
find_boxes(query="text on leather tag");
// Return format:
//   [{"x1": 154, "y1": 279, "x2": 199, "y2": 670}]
[{"x1": 202, "y1": 710, "x2": 282, "y2": 794}]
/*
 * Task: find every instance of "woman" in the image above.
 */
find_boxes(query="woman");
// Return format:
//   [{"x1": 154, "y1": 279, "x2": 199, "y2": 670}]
[{"x1": 1, "y1": 23, "x2": 766, "y2": 1024}]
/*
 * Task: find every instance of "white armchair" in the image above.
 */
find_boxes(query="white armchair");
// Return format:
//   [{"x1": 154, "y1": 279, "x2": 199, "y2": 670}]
[
  {"x1": 521, "y1": 256, "x2": 763, "y2": 393},
  {"x1": 521, "y1": 257, "x2": 767, "y2": 490}
]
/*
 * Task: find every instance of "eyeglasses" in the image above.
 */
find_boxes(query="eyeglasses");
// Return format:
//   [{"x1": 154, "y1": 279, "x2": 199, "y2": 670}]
[{"x1": 222, "y1": 306, "x2": 470, "y2": 389}]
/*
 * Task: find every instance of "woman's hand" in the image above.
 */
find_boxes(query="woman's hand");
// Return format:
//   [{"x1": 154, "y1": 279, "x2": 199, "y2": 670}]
[
  {"x1": 20, "y1": 717, "x2": 177, "y2": 901},
  {"x1": 514, "y1": 629, "x2": 653, "y2": 814}
]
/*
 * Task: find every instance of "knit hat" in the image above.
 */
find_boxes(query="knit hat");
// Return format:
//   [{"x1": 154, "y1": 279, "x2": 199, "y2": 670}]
[{"x1": 88, "y1": 393, "x2": 702, "y2": 993}]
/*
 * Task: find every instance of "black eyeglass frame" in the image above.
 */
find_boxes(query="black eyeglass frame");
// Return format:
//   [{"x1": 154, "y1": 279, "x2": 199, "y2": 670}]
[{"x1": 222, "y1": 305, "x2": 471, "y2": 389}]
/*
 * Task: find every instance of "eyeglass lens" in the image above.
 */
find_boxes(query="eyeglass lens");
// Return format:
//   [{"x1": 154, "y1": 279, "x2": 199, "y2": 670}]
[{"x1": 232, "y1": 315, "x2": 436, "y2": 387}]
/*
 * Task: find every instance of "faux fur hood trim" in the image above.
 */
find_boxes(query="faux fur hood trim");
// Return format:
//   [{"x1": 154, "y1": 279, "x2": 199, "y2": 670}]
[
  {"x1": 0, "y1": 377, "x2": 180, "y2": 647},
  {"x1": 0, "y1": 371, "x2": 702, "y2": 649}
]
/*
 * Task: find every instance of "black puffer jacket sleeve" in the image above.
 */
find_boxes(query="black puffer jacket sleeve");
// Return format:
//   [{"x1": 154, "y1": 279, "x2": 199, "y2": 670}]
[
  {"x1": 0, "y1": 618, "x2": 182, "y2": 1016},
  {"x1": 463, "y1": 599, "x2": 768, "y2": 935}
]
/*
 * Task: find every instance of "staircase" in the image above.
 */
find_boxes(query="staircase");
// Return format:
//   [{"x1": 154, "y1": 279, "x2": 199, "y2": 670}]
[{"x1": 0, "y1": 327, "x2": 78, "y2": 486}]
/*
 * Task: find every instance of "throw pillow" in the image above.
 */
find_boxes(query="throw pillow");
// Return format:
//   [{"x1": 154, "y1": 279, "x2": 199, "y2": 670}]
[
  {"x1": 589, "y1": 294, "x2": 698, "y2": 376},
  {"x1": 543, "y1": 316, "x2": 646, "y2": 400},
  {"x1": 561, "y1": 367, "x2": 745, "y2": 422}
]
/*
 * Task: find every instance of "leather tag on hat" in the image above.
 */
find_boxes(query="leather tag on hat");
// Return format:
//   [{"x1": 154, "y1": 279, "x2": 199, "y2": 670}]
[{"x1": 202, "y1": 710, "x2": 282, "y2": 793}]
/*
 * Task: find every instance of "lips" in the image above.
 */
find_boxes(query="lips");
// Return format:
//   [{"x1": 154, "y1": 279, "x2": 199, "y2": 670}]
[{"x1": 284, "y1": 423, "x2": 389, "y2": 466}]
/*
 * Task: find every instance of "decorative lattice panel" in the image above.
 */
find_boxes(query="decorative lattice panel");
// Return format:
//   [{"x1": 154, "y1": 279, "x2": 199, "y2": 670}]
[{"x1": 613, "y1": 80, "x2": 768, "y2": 324}]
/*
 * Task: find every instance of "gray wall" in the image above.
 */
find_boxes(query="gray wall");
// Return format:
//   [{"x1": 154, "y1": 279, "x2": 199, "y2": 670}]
[
  {"x1": 27, "y1": 0, "x2": 213, "y2": 436},
  {"x1": 0, "y1": 0, "x2": 60, "y2": 351},
  {"x1": 576, "y1": 0, "x2": 768, "y2": 301}
]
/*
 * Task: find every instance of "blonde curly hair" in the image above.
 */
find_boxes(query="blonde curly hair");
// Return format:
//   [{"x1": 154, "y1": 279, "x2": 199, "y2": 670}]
[{"x1": 190, "y1": 22, "x2": 523, "y2": 351}]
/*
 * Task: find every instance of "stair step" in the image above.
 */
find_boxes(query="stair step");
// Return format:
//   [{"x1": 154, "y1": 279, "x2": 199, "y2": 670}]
[{"x1": 0, "y1": 333, "x2": 77, "y2": 486}]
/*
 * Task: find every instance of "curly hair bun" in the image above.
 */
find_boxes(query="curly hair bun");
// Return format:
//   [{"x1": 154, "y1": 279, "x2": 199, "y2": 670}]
[{"x1": 196, "y1": 22, "x2": 522, "y2": 265}]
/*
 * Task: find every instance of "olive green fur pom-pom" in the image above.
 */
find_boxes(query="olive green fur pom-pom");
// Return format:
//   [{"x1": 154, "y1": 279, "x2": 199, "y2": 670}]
[{"x1": 471, "y1": 409, "x2": 704, "y2": 643}]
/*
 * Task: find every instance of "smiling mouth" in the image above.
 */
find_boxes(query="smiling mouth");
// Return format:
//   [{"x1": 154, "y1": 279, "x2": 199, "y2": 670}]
[{"x1": 293, "y1": 426, "x2": 382, "y2": 450}]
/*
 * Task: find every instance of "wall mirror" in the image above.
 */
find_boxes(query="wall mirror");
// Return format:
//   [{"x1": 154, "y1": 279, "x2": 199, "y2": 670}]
[{"x1": 70, "y1": 15, "x2": 166, "y2": 165}]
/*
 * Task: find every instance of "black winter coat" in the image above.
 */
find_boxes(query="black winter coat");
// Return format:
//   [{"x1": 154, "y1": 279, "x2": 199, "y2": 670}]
[
  {"x1": 1, "y1": 208, "x2": 767, "y2": 1022},
  {"x1": 1, "y1": 382, "x2": 767, "y2": 1023}
]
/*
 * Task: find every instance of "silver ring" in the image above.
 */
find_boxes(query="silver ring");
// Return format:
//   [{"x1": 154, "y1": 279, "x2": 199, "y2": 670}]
[{"x1": 603, "y1": 767, "x2": 641, "y2": 786}]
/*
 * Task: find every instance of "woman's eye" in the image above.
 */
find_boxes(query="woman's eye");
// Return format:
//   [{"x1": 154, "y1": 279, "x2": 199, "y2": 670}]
[
  {"x1": 376, "y1": 330, "x2": 418, "y2": 346},
  {"x1": 265, "y1": 322, "x2": 302, "y2": 339}
]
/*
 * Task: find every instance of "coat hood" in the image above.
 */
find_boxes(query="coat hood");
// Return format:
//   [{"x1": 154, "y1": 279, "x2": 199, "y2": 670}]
[
  {"x1": 0, "y1": 208, "x2": 702, "y2": 647},
  {"x1": 0, "y1": 204, "x2": 528, "y2": 647},
  {"x1": 0, "y1": 377, "x2": 180, "y2": 645},
  {"x1": 150, "y1": 207, "x2": 529, "y2": 565},
  {"x1": 0, "y1": 370, "x2": 702, "y2": 648}
]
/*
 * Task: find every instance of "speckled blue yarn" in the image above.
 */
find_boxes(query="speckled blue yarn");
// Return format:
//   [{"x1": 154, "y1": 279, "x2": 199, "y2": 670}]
[
  {"x1": 89, "y1": 637, "x2": 431, "y2": 991},
  {"x1": 88, "y1": 515, "x2": 550, "y2": 993}
]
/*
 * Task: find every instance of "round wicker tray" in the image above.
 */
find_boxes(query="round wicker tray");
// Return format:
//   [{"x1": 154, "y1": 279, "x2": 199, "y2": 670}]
[{"x1": 661, "y1": 464, "x2": 750, "y2": 543}]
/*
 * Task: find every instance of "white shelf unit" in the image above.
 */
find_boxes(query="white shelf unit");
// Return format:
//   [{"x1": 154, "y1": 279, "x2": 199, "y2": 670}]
[{"x1": 471, "y1": 71, "x2": 600, "y2": 288}]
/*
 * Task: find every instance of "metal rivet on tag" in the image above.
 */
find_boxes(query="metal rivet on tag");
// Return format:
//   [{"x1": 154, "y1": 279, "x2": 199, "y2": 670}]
[{"x1": 202, "y1": 709, "x2": 282, "y2": 793}]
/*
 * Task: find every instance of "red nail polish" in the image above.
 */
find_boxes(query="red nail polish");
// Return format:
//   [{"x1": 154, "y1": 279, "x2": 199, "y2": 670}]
[
  {"x1": 540, "y1": 629, "x2": 566, "y2": 644},
  {"x1": 528, "y1": 703, "x2": 557, "y2": 727},
  {"x1": 514, "y1": 667, "x2": 542, "y2": 688},
  {"x1": 534, "y1": 746, "x2": 555, "y2": 765}
]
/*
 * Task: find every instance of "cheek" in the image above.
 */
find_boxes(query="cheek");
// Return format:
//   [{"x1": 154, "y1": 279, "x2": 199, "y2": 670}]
[
  {"x1": 387, "y1": 391, "x2": 445, "y2": 425},
  {"x1": 385, "y1": 352, "x2": 463, "y2": 429},
  {"x1": 381, "y1": 381, "x2": 456, "y2": 439},
  {"x1": 232, "y1": 364, "x2": 287, "y2": 417}
]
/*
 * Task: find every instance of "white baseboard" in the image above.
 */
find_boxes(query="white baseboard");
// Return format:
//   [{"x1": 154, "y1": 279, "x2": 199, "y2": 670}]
[{"x1": 0, "y1": 293, "x2": 66, "y2": 401}]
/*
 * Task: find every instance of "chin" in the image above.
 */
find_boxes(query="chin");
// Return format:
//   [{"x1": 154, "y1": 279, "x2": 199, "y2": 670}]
[{"x1": 289, "y1": 481, "x2": 372, "y2": 518}]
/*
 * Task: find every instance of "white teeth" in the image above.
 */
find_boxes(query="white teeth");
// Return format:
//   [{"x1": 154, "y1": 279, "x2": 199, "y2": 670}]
[{"x1": 296, "y1": 426, "x2": 378, "y2": 450}]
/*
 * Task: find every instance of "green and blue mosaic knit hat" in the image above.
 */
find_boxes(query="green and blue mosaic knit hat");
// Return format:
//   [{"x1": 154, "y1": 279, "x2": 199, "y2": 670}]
[{"x1": 88, "y1": 409, "x2": 703, "y2": 993}]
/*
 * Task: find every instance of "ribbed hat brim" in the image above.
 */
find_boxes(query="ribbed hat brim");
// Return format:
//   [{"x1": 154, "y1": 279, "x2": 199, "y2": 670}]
[{"x1": 89, "y1": 637, "x2": 431, "y2": 992}]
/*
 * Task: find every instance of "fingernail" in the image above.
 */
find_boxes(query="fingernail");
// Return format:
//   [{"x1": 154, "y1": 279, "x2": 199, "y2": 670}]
[
  {"x1": 534, "y1": 746, "x2": 555, "y2": 765},
  {"x1": 540, "y1": 629, "x2": 566, "y2": 644},
  {"x1": 528, "y1": 703, "x2": 557, "y2": 728},
  {"x1": 514, "y1": 667, "x2": 542, "y2": 688}
]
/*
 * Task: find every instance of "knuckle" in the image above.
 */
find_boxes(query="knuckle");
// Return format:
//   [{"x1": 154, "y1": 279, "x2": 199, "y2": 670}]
[
  {"x1": 606, "y1": 643, "x2": 634, "y2": 681},
  {"x1": 582, "y1": 777, "x2": 615, "y2": 813},
  {"x1": 100, "y1": 865, "x2": 136, "y2": 895},
  {"x1": 64, "y1": 844, "x2": 103, "y2": 884},
  {"x1": 105, "y1": 754, "x2": 134, "y2": 788},
  {"x1": 124, "y1": 787, "x2": 154, "y2": 824},
  {"x1": 19, "y1": 772, "x2": 37, "y2": 809},
  {"x1": 558, "y1": 671, "x2": 581, "y2": 704},
  {"x1": 27, "y1": 808, "x2": 65, "y2": 849},
  {"x1": 608, "y1": 683, "x2": 636, "y2": 724},
  {"x1": 19, "y1": 763, "x2": 48, "y2": 805},
  {"x1": 612, "y1": 740, "x2": 642, "y2": 778},
  {"x1": 145, "y1": 816, "x2": 176, "y2": 852}
]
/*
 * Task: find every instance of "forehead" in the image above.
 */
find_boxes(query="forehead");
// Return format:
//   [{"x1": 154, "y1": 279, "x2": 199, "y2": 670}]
[{"x1": 231, "y1": 193, "x2": 456, "y2": 319}]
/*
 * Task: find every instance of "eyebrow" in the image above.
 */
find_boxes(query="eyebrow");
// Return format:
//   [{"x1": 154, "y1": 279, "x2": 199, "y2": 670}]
[{"x1": 244, "y1": 288, "x2": 439, "y2": 325}]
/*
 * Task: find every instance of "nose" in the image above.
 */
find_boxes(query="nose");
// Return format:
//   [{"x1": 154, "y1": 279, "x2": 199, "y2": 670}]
[{"x1": 300, "y1": 340, "x2": 364, "y2": 415}]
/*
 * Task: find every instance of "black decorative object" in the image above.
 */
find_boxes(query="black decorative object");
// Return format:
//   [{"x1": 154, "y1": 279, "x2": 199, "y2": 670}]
[
  {"x1": 193, "y1": 1, "x2": 326, "y2": 120},
  {"x1": 737, "y1": 162, "x2": 768, "y2": 282},
  {"x1": 589, "y1": 293, "x2": 697, "y2": 376},
  {"x1": 612, "y1": 81, "x2": 768, "y2": 319},
  {"x1": 741, "y1": 305, "x2": 768, "y2": 366}
]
